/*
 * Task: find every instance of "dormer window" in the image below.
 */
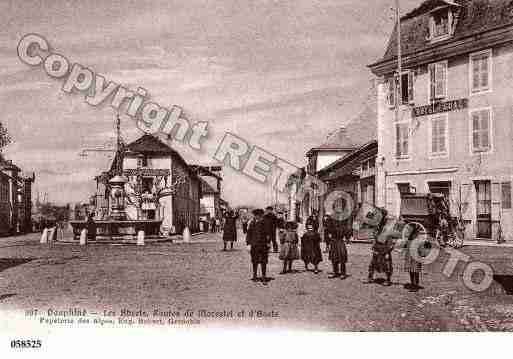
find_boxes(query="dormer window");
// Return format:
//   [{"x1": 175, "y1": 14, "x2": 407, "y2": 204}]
[
  {"x1": 433, "y1": 11, "x2": 449, "y2": 37},
  {"x1": 429, "y1": 7, "x2": 456, "y2": 42}
]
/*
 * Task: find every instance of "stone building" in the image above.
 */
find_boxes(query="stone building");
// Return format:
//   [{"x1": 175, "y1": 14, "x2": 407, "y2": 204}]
[
  {"x1": 0, "y1": 155, "x2": 34, "y2": 236},
  {"x1": 369, "y1": 0, "x2": 513, "y2": 240}
]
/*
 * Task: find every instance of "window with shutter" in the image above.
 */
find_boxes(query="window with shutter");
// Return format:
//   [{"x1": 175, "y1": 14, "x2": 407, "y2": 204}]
[
  {"x1": 429, "y1": 61, "x2": 447, "y2": 101},
  {"x1": 430, "y1": 115, "x2": 448, "y2": 156},
  {"x1": 502, "y1": 182, "x2": 512, "y2": 209},
  {"x1": 470, "y1": 50, "x2": 492, "y2": 94},
  {"x1": 395, "y1": 122, "x2": 409, "y2": 158},
  {"x1": 470, "y1": 108, "x2": 492, "y2": 153}
]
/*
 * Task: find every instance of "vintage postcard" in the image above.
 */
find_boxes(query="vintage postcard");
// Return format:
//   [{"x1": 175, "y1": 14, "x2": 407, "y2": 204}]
[{"x1": 1, "y1": 0, "x2": 513, "y2": 355}]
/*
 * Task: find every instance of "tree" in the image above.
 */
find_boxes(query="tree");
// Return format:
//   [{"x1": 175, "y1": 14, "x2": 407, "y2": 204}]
[{"x1": 0, "y1": 122, "x2": 12, "y2": 152}]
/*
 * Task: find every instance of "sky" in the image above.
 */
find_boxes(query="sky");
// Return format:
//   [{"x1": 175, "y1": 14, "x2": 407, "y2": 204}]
[{"x1": 0, "y1": 0, "x2": 421, "y2": 207}]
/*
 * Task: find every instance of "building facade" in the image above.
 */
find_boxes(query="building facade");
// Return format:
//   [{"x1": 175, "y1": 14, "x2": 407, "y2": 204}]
[
  {"x1": 369, "y1": 0, "x2": 513, "y2": 240},
  {"x1": 0, "y1": 156, "x2": 34, "y2": 236},
  {"x1": 94, "y1": 134, "x2": 202, "y2": 234}
]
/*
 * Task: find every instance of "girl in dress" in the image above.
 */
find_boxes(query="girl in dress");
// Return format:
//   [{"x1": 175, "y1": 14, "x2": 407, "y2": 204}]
[{"x1": 279, "y1": 221, "x2": 300, "y2": 274}]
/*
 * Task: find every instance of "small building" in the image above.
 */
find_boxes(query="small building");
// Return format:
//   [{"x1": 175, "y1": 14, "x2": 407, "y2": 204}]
[
  {"x1": 0, "y1": 155, "x2": 34, "y2": 236},
  {"x1": 369, "y1": 0, "x2": 513, "y2": 241},
  {"x1": 94, "y1": 134, "x2": 202, "y2": 234}
]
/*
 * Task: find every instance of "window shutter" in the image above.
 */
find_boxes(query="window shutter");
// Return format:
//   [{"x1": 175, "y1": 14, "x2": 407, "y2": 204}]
[
  {"x1": 481, "y1": 57, "x2": 489, "y2": 89},
  {"x1": 435, "y1": 62, "x2": 447, "y2": 98},
  {"x1": 388, "y1": 77, "x2": 395, "y2": 108},
  {"x1": 492, "y1": 182, "x2": 501, "y2": 221},
  {"x1": 461, "y1": 183, "x2": 472, "y2": 221},
  {"x1": 429, "y1": 64, "x2": 436, "y2": 102},
  {"x1": 408, "y1": 71, "x2": 414, "y2": 103}
]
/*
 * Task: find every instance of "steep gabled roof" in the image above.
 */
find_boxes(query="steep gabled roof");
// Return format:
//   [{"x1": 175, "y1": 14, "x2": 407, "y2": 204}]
[
  {"x1": 374, "y1": 0, "x2": 513, "y2": 65},
  {"x1": 108, "y1": 134, "x2": 196, "y2": 177},
  {"x1": 308, "y1": 84, "x2": 377, "y2": 157},
  {"x1": 199, "y1": 177, "x2": 218, "y2": 195}
]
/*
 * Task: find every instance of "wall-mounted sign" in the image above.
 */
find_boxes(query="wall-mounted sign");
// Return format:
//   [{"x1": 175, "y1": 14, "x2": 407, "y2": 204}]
[
  {"x1": 124, "y1": 168, "x2": 170, "y2": 177},
  {"x1": 412, "y1": 98, "x2": 468, "y2": 117}
]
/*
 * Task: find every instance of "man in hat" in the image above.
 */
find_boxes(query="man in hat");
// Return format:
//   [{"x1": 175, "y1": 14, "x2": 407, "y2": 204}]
[{"x1": 246, "y1": 209, "x2": 271, "y2": 284}]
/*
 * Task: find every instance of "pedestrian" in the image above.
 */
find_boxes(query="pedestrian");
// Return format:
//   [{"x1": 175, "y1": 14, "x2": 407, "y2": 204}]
[
  {"x1": 242, "y1": 218, "x2": 249, "y2": 234},
  {"x1": 279, "y1": 221, "x2": 299, "y2": 274},
  {"x1": 328, "y1": 219, "x2": 349, "y2": 279},
  {"x1": 365, "y1": 225, "x2": 395, "y2": 286},
  {"x1": 300, "y1": 223, "x2": 323, "y2": 274},
  {"x1": 246, "y1": 209, "x2": 271, "y2": 284},
  {"x1": 402, "y1": 223, "x2": 429, "y2": 292},
  {"x1": 222, "y1": 210, "x2": 238, "y2": 251},
  {"x1": 263, "y1": 206, "x2": 278, "y2": 253},
  {"x1": 306, "y1": 211, "x2": 319, "y2": 233}
]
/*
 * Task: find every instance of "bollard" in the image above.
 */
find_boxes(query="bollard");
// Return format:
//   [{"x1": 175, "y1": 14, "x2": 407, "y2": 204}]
[
  {"x1": 183, "y1": 226, "x2": 191, "y2": 243},
  {"x1": 79, "y1": 229, "x2": 88, "y2": 246},
  {"x1": 40, "y1": 228, "x2": 48, "y2": 244},
  {"x1": 137, "y1": 230, "x2": 145, "y2": 246}
]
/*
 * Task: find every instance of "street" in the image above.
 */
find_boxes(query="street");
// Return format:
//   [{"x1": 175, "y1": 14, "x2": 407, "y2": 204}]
[{"x1": 1, "y1": 231, "x2": 513, "y2": 331}]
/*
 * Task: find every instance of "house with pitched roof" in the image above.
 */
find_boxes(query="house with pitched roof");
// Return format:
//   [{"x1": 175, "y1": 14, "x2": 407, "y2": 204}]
[
  {"x1": 369, "y1": 0, "x2": 513, "y2": 240},
  {"x1": 290, "y1": 86, "x2": 377, "y2": 222},
  {"x1": 94, "y1": 134, "x2": 202, "y2": 234},
  {"x1": 0, "y1": 155, "x2": 34, "y2": 236}
]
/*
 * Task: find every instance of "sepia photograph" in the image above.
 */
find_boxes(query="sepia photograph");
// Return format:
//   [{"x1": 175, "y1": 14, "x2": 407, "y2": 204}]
[{"x1": 1, "y1": 0, "x2": 513, "y2": 354}]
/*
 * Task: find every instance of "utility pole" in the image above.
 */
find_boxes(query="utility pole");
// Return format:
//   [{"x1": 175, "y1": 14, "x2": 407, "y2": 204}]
[{"x1": 395, "y1": 0, "x2": 402, "y2": 123}]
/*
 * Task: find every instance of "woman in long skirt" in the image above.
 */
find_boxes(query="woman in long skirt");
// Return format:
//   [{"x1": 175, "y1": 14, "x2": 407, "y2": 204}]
[
  {"x1": 222, "y1": 210, "x2": 238, "y2": 251},
  {"x1": 300, "y1": 224, "x2": 323, "y2": 273},
  {"x1": 279, "y1": 221, "x2": 299, "y2": 274}
]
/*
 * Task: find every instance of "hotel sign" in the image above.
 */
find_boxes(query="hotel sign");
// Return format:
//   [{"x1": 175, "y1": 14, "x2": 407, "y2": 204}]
[
  {"x1": 124, "y1": 168, "x2": 170, "y2": 177},
  {"x1": 412, "y1": 98, "x2": 468, "y2": 117}
]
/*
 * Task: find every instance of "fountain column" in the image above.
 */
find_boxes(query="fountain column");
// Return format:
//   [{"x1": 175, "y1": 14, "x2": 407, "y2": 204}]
[{"x1": 109, "y1": 175, "x2": 128, "y2": 221}]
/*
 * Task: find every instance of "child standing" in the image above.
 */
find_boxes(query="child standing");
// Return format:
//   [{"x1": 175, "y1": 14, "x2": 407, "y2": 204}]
[
  {"x1": 279, "y1": 221, "x2": 300, "y2": 274},
  {"x1": 300, "y1": 224, "x2": 323, "y2": 274}
]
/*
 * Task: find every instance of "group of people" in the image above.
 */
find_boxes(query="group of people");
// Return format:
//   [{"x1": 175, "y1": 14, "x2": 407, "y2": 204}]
[
  {"x1": 209, "y1": 216, "x2": 223, "y2": 233},
  {"x1": 221, "y1": 205, "x2": 427, "y2": 291},
  {"x1": 240, "y1": 207, "x2": 350, "y2": 285}
]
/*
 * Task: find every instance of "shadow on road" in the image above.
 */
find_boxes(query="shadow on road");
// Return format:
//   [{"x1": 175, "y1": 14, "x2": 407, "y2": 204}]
[
  {"x1": 493, "y1": 275, "x2": 513, "y2": 295},
  {"x1": 0, "y1": 258, "x2": 35, "y2": 273}
]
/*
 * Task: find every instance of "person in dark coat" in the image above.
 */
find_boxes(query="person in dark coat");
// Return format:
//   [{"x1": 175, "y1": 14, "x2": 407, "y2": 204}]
[
  {"x1": 300, "y1": 223, "x2": 323, "y2": 273},
  {"x1": 222, "y1": 210, "x2": 238, "y2": 251},
  {"x1": 263, "y1": 206, "x2": 278, "y2": 253},
  {"x1": 306, "y1": 211, "x2": 319, "y2": 233},
  {"x1": 328, "y1": 219, "x2": 349, "y2": 279},
  {"x1": 86, "y1": 212, "x2": 96, "y2": 241},
  {"x1": 246, "y1": 209, "x2": 271, "y2": 284}
]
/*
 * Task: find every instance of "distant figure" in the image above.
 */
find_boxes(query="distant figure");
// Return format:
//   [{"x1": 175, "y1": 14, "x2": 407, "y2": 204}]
[
  {"x1": 246, "y1": 209, "x2": 270, "y2": 284},
  {"x1": 215, "y1": 217, "x2": 221, "y2": 233},
  {"x1": 86, "y1": 212, "x2": 96, "y2": 241},
  {"x1": 210, "y1": 217, "x2": 216, "y2": 233},
  {"x1": 300, "y1": 224, "x2": 323, "y2": 274},
  {"x1": 263, "y1": 206, "x2": 278, "y2": 253},
  {"x1": 242, "y1": 216, "x2": 249, "y2": 234},
  {"x1": 222, "y1": 210, "x2": 238, "y2": 251}
]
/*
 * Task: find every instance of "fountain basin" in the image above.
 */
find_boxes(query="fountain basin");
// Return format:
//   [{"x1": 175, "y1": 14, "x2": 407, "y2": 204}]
[{"x1": 69, "y1": 219, "x2": 163, "y2": 240}]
